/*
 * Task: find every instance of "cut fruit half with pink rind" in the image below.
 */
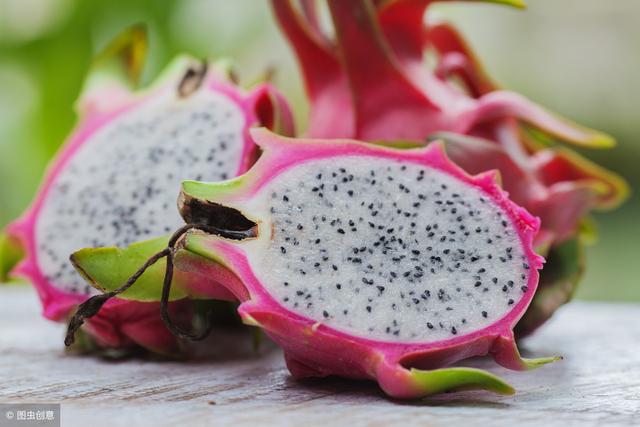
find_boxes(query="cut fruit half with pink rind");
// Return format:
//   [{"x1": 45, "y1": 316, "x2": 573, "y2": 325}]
[
  {"x1": 73, "y1": 128, "x2": 558, "y2": 397},
  {"x1": 1, "y1": 25, "x2": 294, "y2": 354},
  {"x1": 175, "y1": 128, "x2": 558, "y2": 397}
]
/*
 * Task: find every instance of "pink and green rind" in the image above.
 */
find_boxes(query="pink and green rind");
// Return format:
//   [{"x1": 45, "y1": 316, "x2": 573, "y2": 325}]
[{"x1": 177, "y1": 129, "x2": 551, "y2": 397}]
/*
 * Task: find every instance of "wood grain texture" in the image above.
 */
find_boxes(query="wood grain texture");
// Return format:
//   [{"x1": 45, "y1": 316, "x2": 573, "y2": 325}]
[{"x1": 1, "y1": 286, "x2": 639, "y2": 427}]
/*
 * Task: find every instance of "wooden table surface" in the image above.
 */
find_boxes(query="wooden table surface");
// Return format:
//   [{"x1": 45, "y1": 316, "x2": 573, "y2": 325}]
[{"x1": 1, "y1": 286, "x2": 638, "y2": 427}]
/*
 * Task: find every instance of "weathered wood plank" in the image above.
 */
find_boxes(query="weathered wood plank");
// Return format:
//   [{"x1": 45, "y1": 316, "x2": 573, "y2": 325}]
[{"x1": 1, "y1": 286, "x2": 638, "y2": 427}]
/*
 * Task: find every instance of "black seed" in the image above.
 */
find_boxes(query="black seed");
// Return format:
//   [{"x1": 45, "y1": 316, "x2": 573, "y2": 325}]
[{"x1": 482, "y1": 311, "x2": 488, "y2": 318}]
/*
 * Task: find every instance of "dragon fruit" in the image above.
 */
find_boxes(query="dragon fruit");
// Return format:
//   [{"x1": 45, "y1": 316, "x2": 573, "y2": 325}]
[
  {"x1": 0, "y1": 25, "x2": 293, "y2": 354},
  {"x1": 69, "y1": 129, "x2": 559, "y2": 397},
  {"x1": 273, "y1": 0, "x2": 628, "y2": 334}
]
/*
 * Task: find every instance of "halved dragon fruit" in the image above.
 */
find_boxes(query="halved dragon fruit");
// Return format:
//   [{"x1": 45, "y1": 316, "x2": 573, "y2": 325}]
[
  {"x1": 0, "y1": 25, "x2": 293, "y2": 354},
  {"x1": 70, "y1": 129, "x2": 558, "y2": 397},
  {"x1": 273, "y1": 0, "x2": 628, "y2": 334},
  {"x1": 172, "y1": 129, "x2": 559, "y2": 395}
]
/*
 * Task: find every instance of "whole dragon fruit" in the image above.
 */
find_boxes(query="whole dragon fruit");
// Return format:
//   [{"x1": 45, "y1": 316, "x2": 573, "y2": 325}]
[
  {"x1": 272, "y1": 0, "x2": 628, "y2": 334},
  {"x1": 0, "y1": 25, "x2": 293, "y2": 354},
  {"x1": 69, "y1": 129, "x2": 559, "y2": 397}
]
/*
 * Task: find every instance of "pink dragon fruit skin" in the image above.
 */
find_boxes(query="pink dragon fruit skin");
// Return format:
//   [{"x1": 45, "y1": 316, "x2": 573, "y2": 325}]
[
  {"x1": 165, "y1": 128, "x2": 558, "y2": 398},
  {"x1": 1, "y1": 25, "x2": 293, "y2": 354}
]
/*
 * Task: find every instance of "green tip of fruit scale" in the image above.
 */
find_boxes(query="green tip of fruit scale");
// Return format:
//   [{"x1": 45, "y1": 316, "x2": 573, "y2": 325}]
[
  {"x1": 0, "y1": 232, "x2": 23, "y2": 283},
  {"x1": 486, "y1": 0, "x2": 527, "y2": 9},
  {"x1": 411, "y1": 366, "x2": 516, "y2": 396},
  {"x1": 520, "y1": 355, "x2": 564, "y2": 370},
  {"x1": 69, "y1": 236, "x2": 179, "y2": 302},
  {"x1": 91, "y1": 23, "x2": 148, "y2": 88}
]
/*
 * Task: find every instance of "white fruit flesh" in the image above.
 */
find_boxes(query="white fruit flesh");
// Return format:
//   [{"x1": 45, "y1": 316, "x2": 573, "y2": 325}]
[
  {"x1": 245, "y1": 156, "x2": 531, "y2": 343},
  {"x1": 36, "y1": 87, "x2": 247, "y2": 294}
]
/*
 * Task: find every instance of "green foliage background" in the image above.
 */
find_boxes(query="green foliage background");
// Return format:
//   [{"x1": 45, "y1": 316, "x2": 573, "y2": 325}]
[{"x1": 0, "y1": 0, "x2": 637, "y2": 301}]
